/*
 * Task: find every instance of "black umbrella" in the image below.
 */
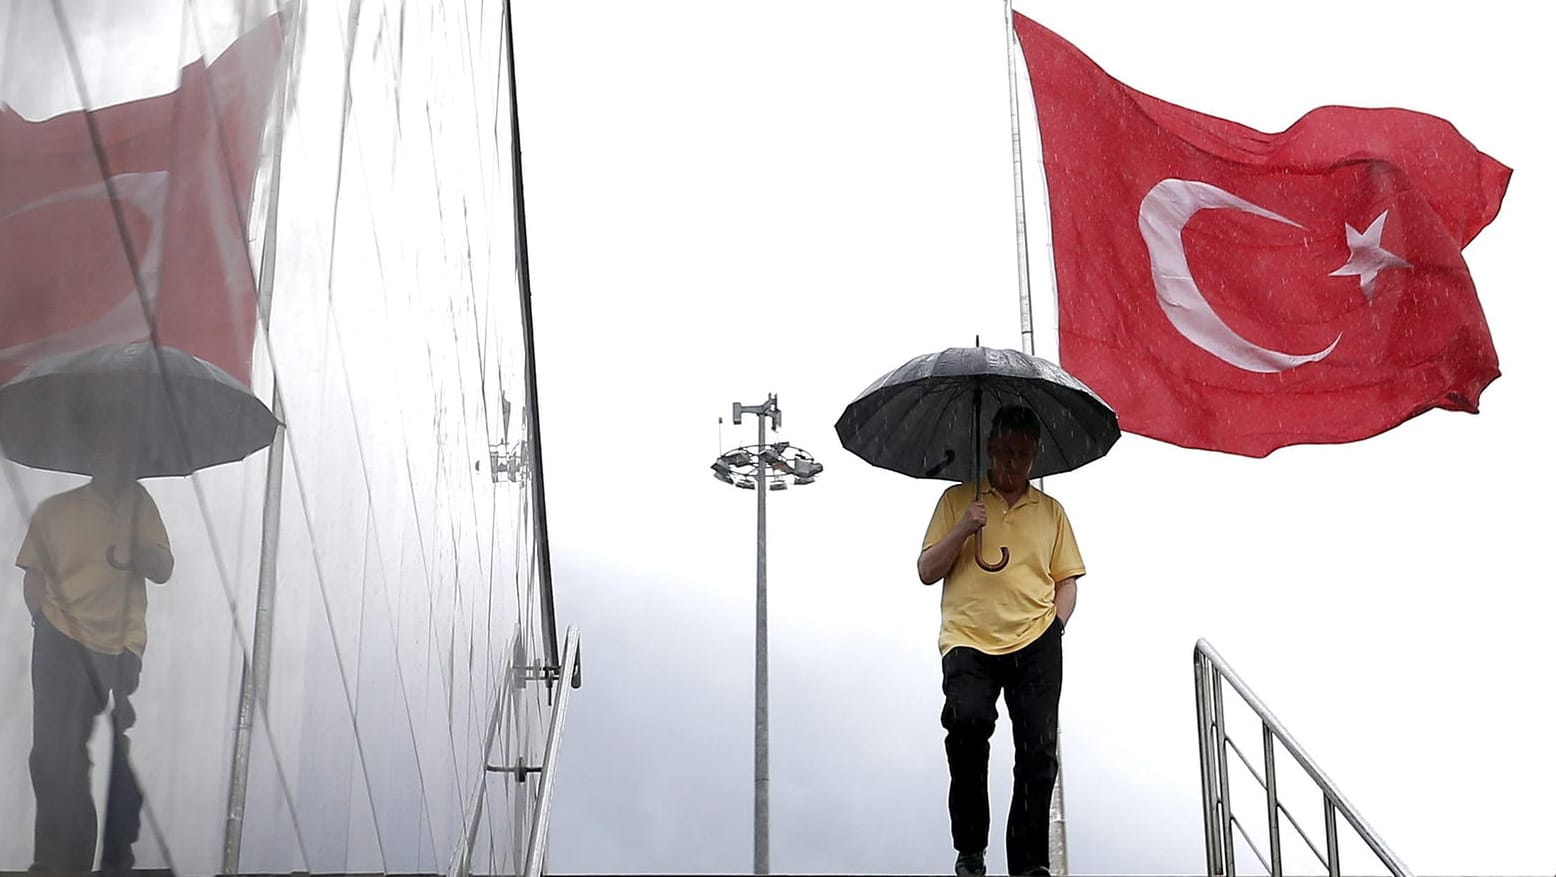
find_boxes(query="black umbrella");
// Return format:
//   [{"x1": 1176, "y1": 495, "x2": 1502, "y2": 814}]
[
  {"x1": 0, "y1": 342, "x2": 279, "y2": 477},
  {"x1": 835, "y1": 345, "x2": 1119, "y2": 570}
]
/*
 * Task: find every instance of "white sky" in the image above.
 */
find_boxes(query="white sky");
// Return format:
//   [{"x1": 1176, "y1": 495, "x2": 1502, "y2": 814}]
[{"x1": 514, "y1": 2, "x2": 1554, "y2": 874}]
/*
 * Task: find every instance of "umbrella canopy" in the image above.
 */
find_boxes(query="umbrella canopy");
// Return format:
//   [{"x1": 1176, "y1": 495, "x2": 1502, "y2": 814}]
[
  {"x1": 835, "y1": 346, "x2": 1120, "y2": 483},
  {"x1": 0, "y1": 342, "x2": 278, "y2": 477}
]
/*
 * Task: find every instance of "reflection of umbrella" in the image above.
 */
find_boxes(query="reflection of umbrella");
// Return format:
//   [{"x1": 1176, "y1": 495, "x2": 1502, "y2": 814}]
[
  {"x1": 0, "y1": 342, "x2": 278, "y2": 477},
  {"x1": 835, "y1": 346, "x2": 1119, "y2": 570}
]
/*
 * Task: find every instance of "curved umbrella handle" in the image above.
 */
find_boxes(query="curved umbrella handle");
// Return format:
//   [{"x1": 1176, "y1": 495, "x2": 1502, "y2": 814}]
[
  {"x1": 107, "y1": 544, "x2": 133, "y2": 571},
  {"x1": 975, "y1": 530, "x2": 1009, "y2": 572}
]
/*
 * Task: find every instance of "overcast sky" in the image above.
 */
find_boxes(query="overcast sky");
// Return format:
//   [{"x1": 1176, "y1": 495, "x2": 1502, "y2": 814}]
[{"x1": 511, "y1": 2, "x2": 1554, "y2": 874}]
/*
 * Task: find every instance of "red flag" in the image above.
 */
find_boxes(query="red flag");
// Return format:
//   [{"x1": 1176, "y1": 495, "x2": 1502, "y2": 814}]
[
  {"x1": 1015, "y1": 15, "x2": 1510, "y2": 456},
  {"x1": 0, "y1": 15, "x2": 284, "y2": 386}
]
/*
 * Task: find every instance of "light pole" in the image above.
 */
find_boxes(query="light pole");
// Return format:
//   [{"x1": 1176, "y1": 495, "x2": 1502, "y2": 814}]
[{"x1": 710, "y1": 394, "x2": 823, "y2": 875}]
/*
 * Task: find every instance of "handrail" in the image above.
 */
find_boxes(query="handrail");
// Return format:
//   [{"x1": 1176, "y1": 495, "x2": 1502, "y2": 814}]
[
  {"x1": 523, "y1": 624, "x2": 582, "y2": 877},
  {"x1": 449, "y1": 633, "x2": 520, "y2": 877},
  {"x1": 448, "y1": 624, "x2": 581, "y2": 877},
  {"x1": 1194, "y1": 639, "x2": 1411, "y2": 877}
]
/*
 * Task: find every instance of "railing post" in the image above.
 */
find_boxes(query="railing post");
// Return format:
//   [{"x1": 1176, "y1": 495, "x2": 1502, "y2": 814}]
[
  {"x1": 1194, "y1": 652, "x2": 1223, "y2": 877},
  {"x1": 451, "y1": 650, "x2": 515, "y2": 877},
  {"x1": 512, "y1": 627, "x2": 532, "y2": 873},
  {"x1": 1212, "y1": 669, "x2": 1236, "y2": 874},
  {"x1": 1324, "y1": 797, "x2": 1341, "y2": 877},
  {"x1": 1263, "y1": 725, "x2": 1282, "y2": 877},
  {"x1": 522, "y1": 626, "x2": 581, "y2": 877}
]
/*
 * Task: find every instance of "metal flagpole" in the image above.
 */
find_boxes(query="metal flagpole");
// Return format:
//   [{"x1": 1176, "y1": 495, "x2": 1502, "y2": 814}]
[
  {"x1": 1005, "y1": 0, "x2": 1036, "y2": 359},
  {"x1": 223, "y1": 7, "x2": 299, "y2": 870},
  {"x1": 1004, "y1": 1, "x2": 1069, "y2": 872}
]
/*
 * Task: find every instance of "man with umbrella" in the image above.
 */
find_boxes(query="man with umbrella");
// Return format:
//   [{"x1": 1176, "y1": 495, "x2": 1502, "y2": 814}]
[
  {"x1": 17, "y1": 426, "x2": 173, "y2": 875},
  {"x1": 3, "y1": 341, "x2": 277, "y2": 874},
  {"x1": 839, "y1": 345, "x2": 1116, "y2": 876},
  {"x1": 917, "y1": 404, "x2": 1083, "y2": 877}
]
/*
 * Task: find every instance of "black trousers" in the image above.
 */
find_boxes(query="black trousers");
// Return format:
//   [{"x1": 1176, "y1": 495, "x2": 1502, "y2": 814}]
[
  {"x1": 30, "y1": 615, "x2": 144, "y2": 874},
  {"x1": 941, "y1": 624, "x2": 1062, "y2": 876}
]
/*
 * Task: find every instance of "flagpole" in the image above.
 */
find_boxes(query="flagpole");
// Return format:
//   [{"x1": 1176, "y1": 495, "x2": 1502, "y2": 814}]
[
  {"x1": 1004, "y1": 0, "x2": 1036, "y2": 359},
  {"x1": 1004, "y1": 2, "x2": 1069, "y2": 873},
  {"x1": 223, "y1": 8, "x2": 299, "y2": 870}
]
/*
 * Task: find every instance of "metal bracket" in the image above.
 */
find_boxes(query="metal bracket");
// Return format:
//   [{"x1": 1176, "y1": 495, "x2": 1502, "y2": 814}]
[
  {"x1": 522, "y1": 663, "x2": 563, "y2": 684},
  {"x1": 486, "y1": 758, "x2": 543, "y2": 783},
  {"x1": 522, "y1": 652, "x2": 582, "y2": 692},
  {"x1": 487, "y1": 444, "x2": 528, "y2": 483}
]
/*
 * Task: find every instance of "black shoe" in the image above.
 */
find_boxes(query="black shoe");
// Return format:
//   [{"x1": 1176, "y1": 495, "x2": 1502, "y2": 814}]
[{"x1": 954, "y1": 851, "x2": 987, "y2": 876}]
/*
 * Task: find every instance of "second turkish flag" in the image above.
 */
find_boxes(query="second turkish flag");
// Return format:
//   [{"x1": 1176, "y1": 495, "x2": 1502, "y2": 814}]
[{"x1": 1015, "y1": 15, "x2": 1510, "y2": 457}]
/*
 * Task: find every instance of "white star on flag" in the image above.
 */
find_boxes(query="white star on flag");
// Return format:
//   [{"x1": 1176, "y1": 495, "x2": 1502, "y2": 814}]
[{"x1": 1329, "y1": 211, "x2": 1411, "y2": 300}]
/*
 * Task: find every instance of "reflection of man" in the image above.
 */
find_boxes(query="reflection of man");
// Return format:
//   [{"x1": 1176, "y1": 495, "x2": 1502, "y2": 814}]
[
  {"x1": 16, "y1": 439, "x2": 172, "y2": 875},
  {"x1": 918, "y1": 405, "x2": 1084, "y2": 877}
]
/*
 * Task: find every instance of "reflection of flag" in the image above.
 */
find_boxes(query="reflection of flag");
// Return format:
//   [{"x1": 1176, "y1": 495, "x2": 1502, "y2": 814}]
[
  {"x1": 0, "y1": 14, "x2": 284, "y2": 386},
  {"x1": 1015, "y1": 15, "x2": 1510, "y2": 457}
]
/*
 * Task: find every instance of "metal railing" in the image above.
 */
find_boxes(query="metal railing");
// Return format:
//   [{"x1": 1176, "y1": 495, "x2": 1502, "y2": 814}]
[
  {"x1": 522, "y1": 625, "x2": 582, "y2": 877},
  {"x1": 1194, "y1": 640, "x2": 1411, "y2": 877},
  {"x1": 450, "y1": 625, "x2": 581, "y2": 877}
]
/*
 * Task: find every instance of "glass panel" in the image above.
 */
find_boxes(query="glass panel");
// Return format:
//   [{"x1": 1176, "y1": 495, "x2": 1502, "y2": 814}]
[{"x1": 1, "y1": 0, "x2": 552, "y2": 872}]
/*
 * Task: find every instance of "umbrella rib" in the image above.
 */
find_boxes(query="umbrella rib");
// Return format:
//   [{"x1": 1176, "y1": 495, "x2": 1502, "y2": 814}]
[{"x1": 887, "y1": 379, "x2": 965, "y2": 480}]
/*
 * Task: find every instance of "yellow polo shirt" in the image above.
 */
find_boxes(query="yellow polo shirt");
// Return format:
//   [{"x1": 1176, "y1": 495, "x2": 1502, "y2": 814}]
[
  {"x1": 922, "y1": 479, "x2": 1085, "y2": 656},
  {"x1": 16, "y1": 482, "x2": 169, "y2": 656}
]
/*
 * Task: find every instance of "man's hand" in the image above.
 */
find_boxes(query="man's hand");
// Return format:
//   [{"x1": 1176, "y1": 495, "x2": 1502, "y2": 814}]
[
  {"x1": 107, "y1": 543, "x2": 174, "y2": 584},
  {"x1": 956, "y1": 501, "x2": 987, "y2": 537},
  {"x1": 1054, "y1": 576, "x2": 1078, "y2": 628},
  {"x1": 920, "y1": 501, "x2": 989, "y2": 585}
]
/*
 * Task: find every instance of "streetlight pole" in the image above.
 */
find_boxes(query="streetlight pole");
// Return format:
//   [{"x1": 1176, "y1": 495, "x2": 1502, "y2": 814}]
[
  {"x1": 753, "y1": 404, "x2": 769, "y2": 876},
  {"x1": 712, "y1": 395, "x2": 822, "y2": 876}
]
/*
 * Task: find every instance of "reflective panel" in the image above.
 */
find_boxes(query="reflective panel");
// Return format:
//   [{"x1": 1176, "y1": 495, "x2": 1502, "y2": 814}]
[{"x1": 1, "y1": 0, "x2": 554, "y2": 873}]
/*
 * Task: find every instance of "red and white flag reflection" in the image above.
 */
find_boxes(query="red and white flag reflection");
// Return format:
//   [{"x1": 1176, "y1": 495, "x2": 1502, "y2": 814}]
[{"x1": 0, "y1": 14, "x2": 283, "y2": 385}]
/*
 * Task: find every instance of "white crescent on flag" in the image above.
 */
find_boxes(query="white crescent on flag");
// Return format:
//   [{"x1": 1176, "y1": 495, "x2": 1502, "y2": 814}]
[
  {"x1": 1138, "y1": 178, "x2": 1341, "y2": 374},
  {"x1": 0, "y1": 171, "x2": 169, "y2": 370}
]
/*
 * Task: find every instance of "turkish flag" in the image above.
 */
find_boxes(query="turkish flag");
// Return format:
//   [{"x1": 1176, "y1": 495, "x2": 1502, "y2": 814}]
[
  {"x1": 0, "y1": 14, "x2": 284, "y2": 386},
  {"x1": 1015, "y1": 15, "x2": 1510, "y2": 456}
]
